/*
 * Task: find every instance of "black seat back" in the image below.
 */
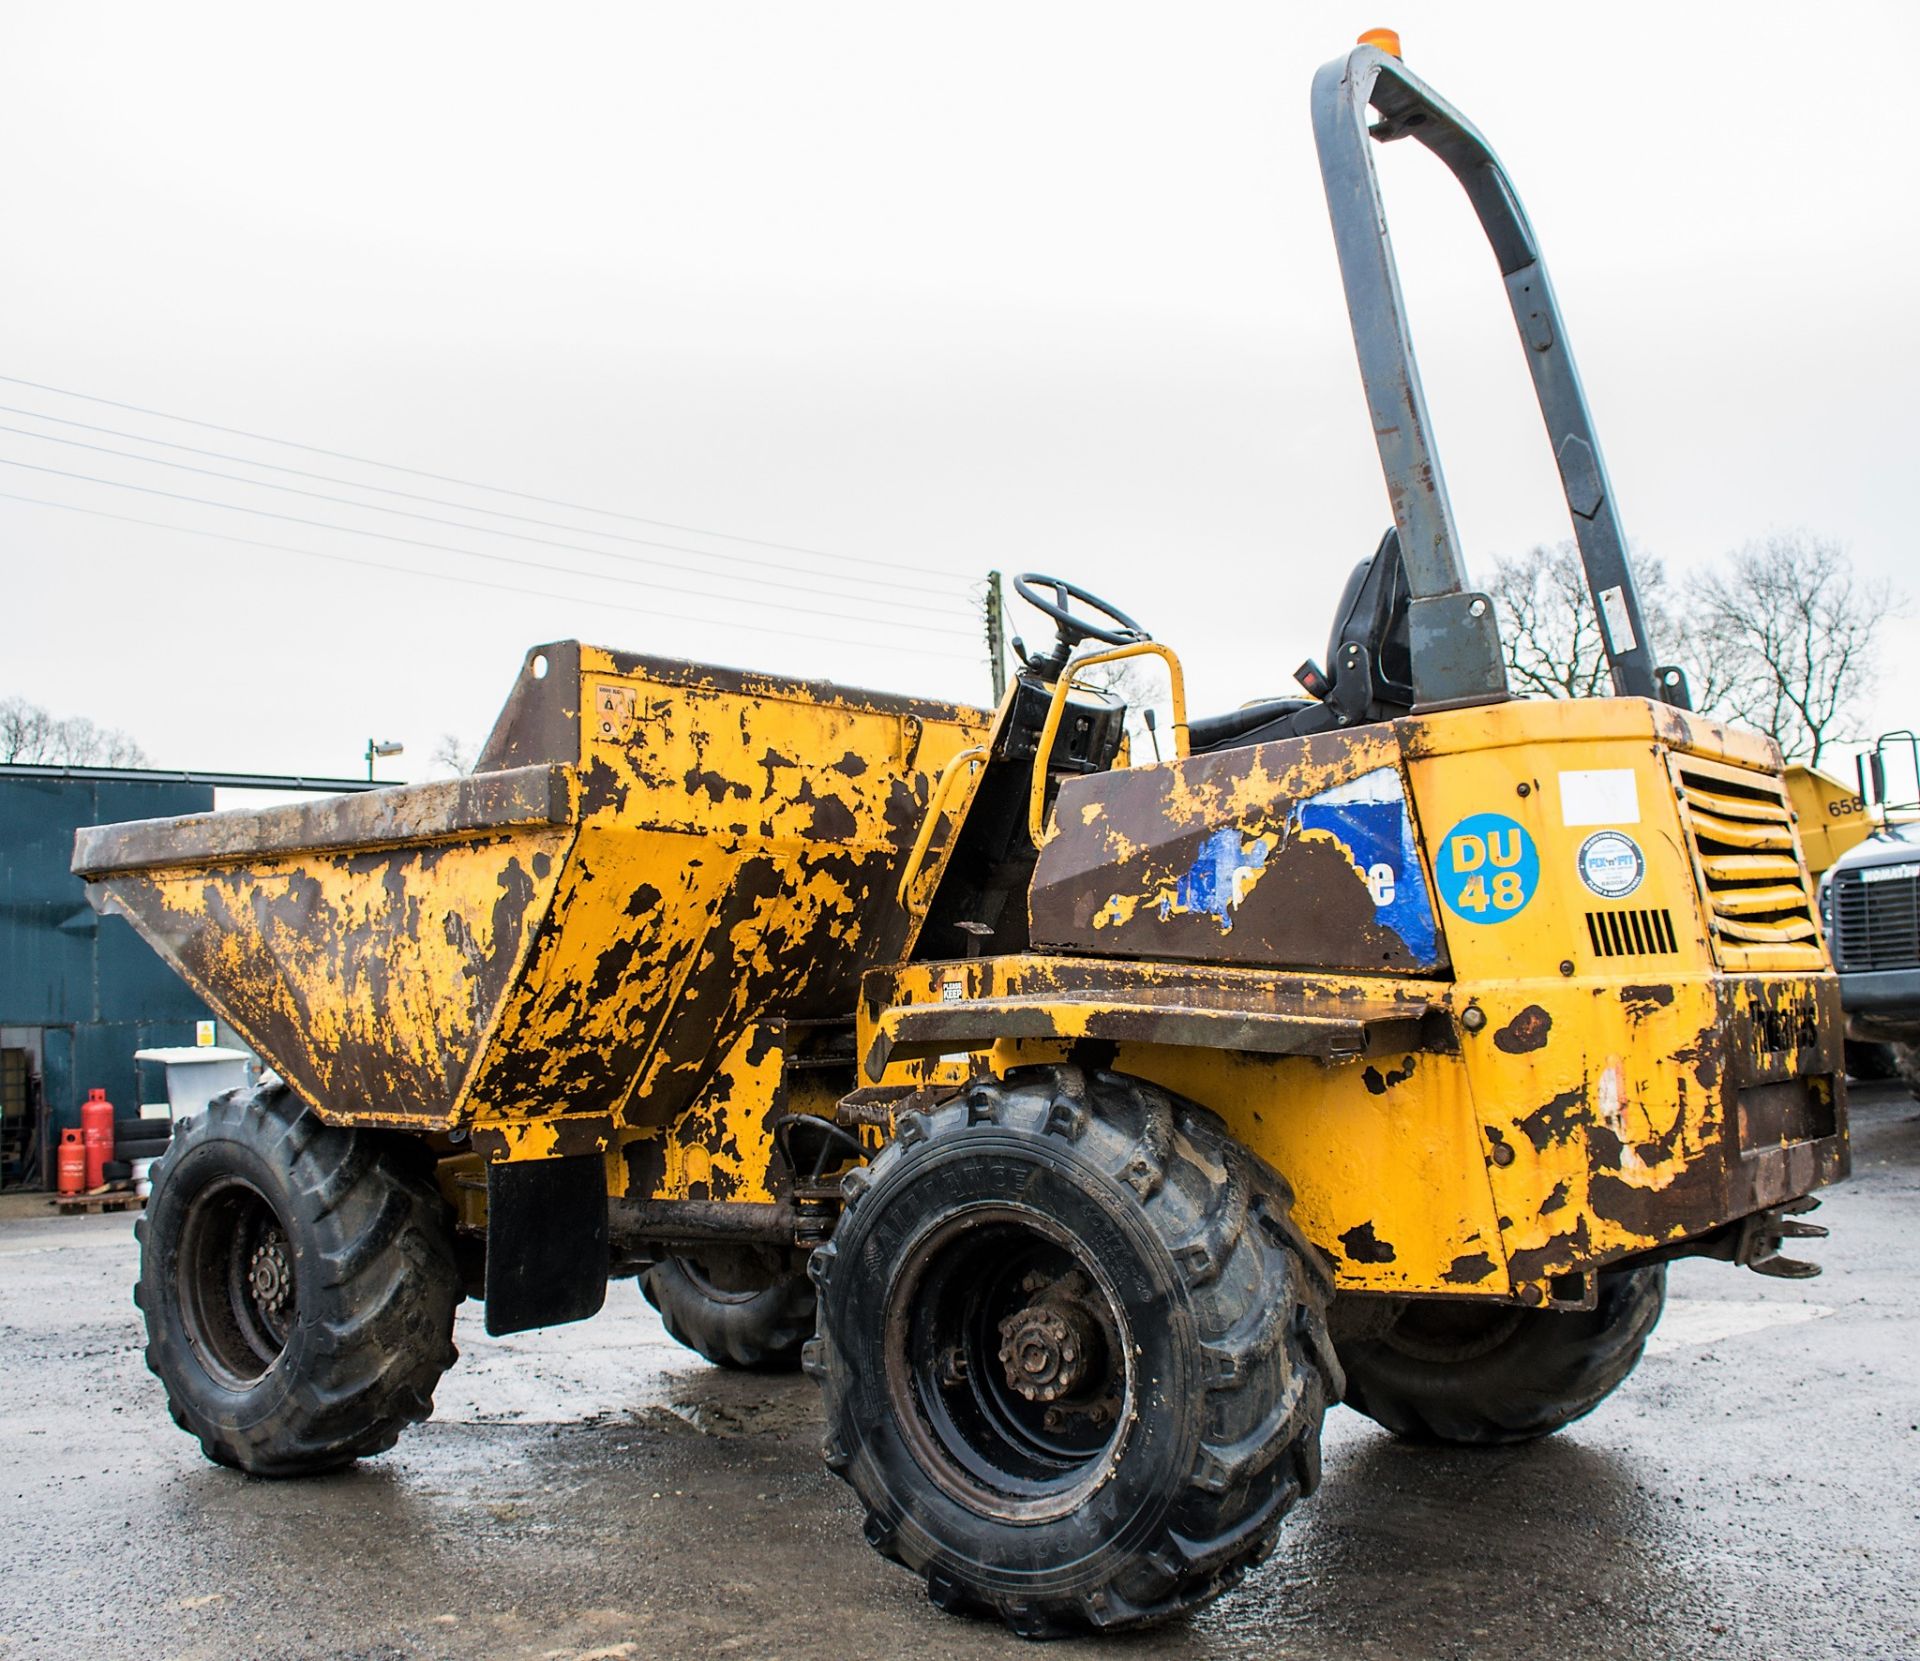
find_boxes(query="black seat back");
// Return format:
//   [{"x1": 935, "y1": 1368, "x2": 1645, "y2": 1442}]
[
  {"x1": 1187, "y1": 527, "x2": 1416, "y2": 756},
  {"x1": 1328, "y1": 527, "x2": 1414, "y2": 717}
]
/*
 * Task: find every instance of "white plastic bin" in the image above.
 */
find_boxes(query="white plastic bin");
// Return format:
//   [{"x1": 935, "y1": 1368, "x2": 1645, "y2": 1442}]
[{"x1": 131, "y1": 1047, "x2": 253, "y2": 1120}]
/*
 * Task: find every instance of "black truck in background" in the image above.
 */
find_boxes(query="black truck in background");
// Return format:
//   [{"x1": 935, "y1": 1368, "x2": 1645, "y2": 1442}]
[{"x1": 1820, "y1": 732, "x2": 1920, "y2": 1095}]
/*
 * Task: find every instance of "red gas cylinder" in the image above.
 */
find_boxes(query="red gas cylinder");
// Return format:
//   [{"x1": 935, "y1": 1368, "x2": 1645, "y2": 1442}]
[
  {"x1": 57, "y1": 1129, "x2": 87, "y2": 1196},
  {"x1": 81, "y1": 1087, "x2": 114, "y2": 1190}
]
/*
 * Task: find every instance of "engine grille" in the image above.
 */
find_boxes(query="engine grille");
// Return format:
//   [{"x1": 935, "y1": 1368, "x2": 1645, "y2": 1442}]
[
  {"x1": 1669, "y1": 755, "x2": 1825, "y2": 972},
  {"x1": 1585, "y1": 908, "x2": 1679, "y2": 957},
  {"x1": 1830, "y1": 864, "x2": 1920, "y2": 972}
]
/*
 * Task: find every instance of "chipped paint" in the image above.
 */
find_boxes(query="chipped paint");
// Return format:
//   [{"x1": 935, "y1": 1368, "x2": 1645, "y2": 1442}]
[
  {"x1": 1492, "y1": 1004, "x2": 1552, "y2": 1054},
  {"x1": 76, "y1": 643, "x2": 989, "y2": 1201},
  {"x1": 1293, "y1": 765, "x2": 1439, "y2": 963},
  {"x1": 869, "y1": 696, "x2": 1846, "y2": 1301},
  {"x1": 74, "y1": 636, "x2": 1846, "y2": 1308},
  {"x1": 1340, "y1": 1221, "x2": 1397, "y2": 1263},
  {"x1": 1030, "y1": 727, "x2": 1448, "y2": 974},
  {"x1": 1157, "y1": 828, "x2": 1276, "y2": 932}
]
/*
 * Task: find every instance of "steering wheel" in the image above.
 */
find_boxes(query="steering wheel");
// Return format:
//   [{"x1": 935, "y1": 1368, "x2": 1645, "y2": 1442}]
[{"x1": 1012, "y1": 573, "x2": 1149, "y2": 650}]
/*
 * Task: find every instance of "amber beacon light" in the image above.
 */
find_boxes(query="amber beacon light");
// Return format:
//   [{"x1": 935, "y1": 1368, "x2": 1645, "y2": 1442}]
[{"x1": 1357, "y1": 26, "x2": 1403, "y2": 57}]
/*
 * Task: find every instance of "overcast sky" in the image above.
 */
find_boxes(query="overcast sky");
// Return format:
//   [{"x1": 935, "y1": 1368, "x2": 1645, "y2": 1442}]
[{"x1": 3, "y1": 3, "x2": 1915, "y2": 786}]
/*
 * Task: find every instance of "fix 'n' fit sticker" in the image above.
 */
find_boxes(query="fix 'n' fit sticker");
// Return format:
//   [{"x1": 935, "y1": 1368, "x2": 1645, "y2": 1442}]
[
  {"x1": 1435, "y1": 813, "x2": 1539, "y2": 923},
  {"x1": 1577, "y1": 829, "x2": 1646, "y2": 899}
]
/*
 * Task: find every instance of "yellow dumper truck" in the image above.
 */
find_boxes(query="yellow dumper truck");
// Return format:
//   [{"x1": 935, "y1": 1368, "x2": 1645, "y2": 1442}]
[{"x1": 75, "y1": 38, "x2": 1844, "y2": 1639}]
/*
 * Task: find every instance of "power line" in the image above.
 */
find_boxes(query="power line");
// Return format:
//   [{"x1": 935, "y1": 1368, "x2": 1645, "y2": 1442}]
[
  {"x1": 0, "y1": 454, "x2": 981, "y2": 643},
  {"x1": 0, "y1": 420, "x2": 964, "y2": 621},
  {"x1": 0, "y1": 400, "x2": 970, "y2": 604},
  {"x1": 0, "y1": 372, "x2": 957, "y2": 582},
  {"x1": 0, "y1": 488, "x2": 987, "y2": 665}
]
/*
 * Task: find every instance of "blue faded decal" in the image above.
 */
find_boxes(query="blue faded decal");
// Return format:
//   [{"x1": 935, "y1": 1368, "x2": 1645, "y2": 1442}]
[
  {"x1": 1161, "y1": 828, "x2": 1272, "y2": 933},
  {"x1": 1294, "y1": 767, "x2": 1441, "y2": 966}
]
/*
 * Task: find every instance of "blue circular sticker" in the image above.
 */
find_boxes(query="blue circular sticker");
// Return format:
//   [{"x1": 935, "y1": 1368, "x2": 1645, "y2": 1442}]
[{"x1": 1435, "y1": 813, "x2": 1540, "y2": 923}]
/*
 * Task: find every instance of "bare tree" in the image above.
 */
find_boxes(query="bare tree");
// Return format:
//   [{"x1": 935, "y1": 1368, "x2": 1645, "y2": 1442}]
[
  {"x1": 1073, "y1": 655, "x2": 1178, "y2": 759},
  {"x1": 1687, "y1": 532, "x2": 1894, "y2": 768},
  {"x1": 0, "y1": 695, "x2": 148, "y2": 766},
  {"x1": 0, "y1": 697, "x2": 52, "y2": 763},
  {"x1": 429, "y1": 732, "x2": 478, "y2": 777},
  {"x1": 1486, "y1": 541, "x2": 1688, "y2": 700},
  {"x1": 1486, "y1": 532, "x2": 1895, "y2": 769}
]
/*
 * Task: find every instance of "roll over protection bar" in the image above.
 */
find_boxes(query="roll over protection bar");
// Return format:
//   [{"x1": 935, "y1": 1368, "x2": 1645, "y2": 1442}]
[{"x1": 1312, "y1": 44, "x2": 1675, "y2": 708}]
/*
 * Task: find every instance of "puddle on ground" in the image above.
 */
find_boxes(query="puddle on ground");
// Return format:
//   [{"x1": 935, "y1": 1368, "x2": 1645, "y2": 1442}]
[
  {"x1": 431, "y1": 1293, "x2": 821, "y2": 1431},
  {"x1": 631, "y1": 1393, "x2": 820, "y2": 1438}
]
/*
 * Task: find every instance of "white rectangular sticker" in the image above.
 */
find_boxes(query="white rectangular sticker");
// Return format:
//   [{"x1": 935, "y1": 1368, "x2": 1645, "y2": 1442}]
[
  {"x1": 1598, "y1": 585, "x2": 1638, "y2": 654},
  {"x1": 940, "y1": 978, "x2": 968, "y2": 1065},
  {"x1": 1560, "y1": 768, "x2": 1640, "y2": 826}
]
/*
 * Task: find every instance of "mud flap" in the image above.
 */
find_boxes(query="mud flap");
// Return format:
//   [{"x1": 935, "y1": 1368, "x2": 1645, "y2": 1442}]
[{"x1": 484, "y1": 1155, "x2": 609, "y2": 1335}]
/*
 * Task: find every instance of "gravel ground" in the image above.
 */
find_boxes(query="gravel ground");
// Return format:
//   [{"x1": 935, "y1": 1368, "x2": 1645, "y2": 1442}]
[{"x1": 1, "y1": 1084, "x2": 1914, "y2": 1661}]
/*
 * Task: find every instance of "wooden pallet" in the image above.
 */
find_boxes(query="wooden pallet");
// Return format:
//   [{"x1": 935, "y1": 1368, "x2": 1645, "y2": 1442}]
[{"x1": 49, "y1": 1188, "x2": 145, "y2": 1216}]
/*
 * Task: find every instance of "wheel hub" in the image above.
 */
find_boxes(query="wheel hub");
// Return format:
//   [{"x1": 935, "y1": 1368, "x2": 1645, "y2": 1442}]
[
  {"x1": 176, "y1": 1174, "x2": 299, "y2": 1389},
  {"x1": 997, "y1": 1294, "x2": 1098, "y2": 1403},
  {"x1": 248, "y1": 1232, "x2": 293, "y2": 1319},
  {"x1": 885, "y1": 1207, "x2": 1134, "y2": 1522}
]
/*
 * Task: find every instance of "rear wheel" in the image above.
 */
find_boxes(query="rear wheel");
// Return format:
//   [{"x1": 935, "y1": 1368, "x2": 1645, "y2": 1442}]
[
  {"x1": 1892, "y1": 1042, "x2": 1920, "y2": 1101},
  {"x1": 808, "y1": 1068, "x2": 1339, "y2": 1637},
  {"x1": 135, "y1": 1083, "x2": 462, "y2": 1476},
  {"x1": 640, "y1": 1249, "x2": 814, "y2": 1370},
  {"x1": 1845, "y1": 1038, "x2": 1899, "y2": 1083},
  {"x1": 1335, "y1": 1265, "x2": 1665, "y2": 1446}
]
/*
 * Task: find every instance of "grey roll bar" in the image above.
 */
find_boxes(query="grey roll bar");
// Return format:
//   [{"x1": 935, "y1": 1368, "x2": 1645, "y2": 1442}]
[{"x1": 1312, "y1": 43, "x2": 1672, "y2": 708}]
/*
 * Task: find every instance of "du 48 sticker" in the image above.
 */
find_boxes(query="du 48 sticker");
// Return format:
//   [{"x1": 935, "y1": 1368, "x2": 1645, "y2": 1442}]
[{"x1": 1435, "y1": 813, "x2": 1539, "y2": 922}]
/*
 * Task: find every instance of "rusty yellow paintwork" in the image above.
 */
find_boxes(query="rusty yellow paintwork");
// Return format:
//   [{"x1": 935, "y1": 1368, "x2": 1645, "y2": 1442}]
[
  {"x1": 898, "y1": 745, "x2": 988, "y2": 916},
  {"x1": 1030, "y1": 725, "x2": 1415, "y2": 971},
  {"x1": 77, "y1": 643, "x2": 990, "y2": 1210},
  {"x1": 620, "y1": 1021, "x2": 788, "y2": 1204},
  {"x1": 77, "y1": 775, "x2": 579, "y2": 1133},
  {"x1": 862, "y1": 687, "x2": 1846, "y2": 1304},
  {"x1": 435, "y1": 1150, "x2": 488, "y2": 1232},
  {"x1": 1025, "y1": 640, "x2": 1190, "y2": 845},
  {"x1": 77, "y1": 622, "x2": 1845, "y2": 1301}
]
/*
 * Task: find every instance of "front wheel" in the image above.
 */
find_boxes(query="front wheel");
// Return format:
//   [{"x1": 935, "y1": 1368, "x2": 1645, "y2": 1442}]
[
  {"x1": 135, "y1": 1083, "x2": 462, "y2": 1476},
  {"x1": 1335, "y1": 1265, "x2": 1666, "y2": 1446},
  {"x1": 808, "y1": 1068, "x2": 1339, "y2": 1637}
]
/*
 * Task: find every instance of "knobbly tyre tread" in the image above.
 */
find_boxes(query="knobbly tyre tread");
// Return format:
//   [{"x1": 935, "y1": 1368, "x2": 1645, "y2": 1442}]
[
  {"x1": 807, "y1": 1067, "x2": 1341, "y2": 1637},
  {"x1": 639, "y1": 1256, "x2": 815, "y2": 1371},
  {"x1": 134, "y1": 1082, "x2": 461, "y2": 1476},
  {"x1": 1337, "y1": 1264, "x2": 1666, "y2": 1446}
]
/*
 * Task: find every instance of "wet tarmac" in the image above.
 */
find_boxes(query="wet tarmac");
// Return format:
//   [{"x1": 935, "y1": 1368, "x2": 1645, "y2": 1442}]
[{"x1": 2, "y1": 1084, "x2": 1915, "y2": 1661}]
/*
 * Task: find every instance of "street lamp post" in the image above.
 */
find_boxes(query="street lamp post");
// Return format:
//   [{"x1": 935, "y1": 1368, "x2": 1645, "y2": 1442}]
[{"x1": 365, "y1": 738, "x2": 404, "y2": 782}]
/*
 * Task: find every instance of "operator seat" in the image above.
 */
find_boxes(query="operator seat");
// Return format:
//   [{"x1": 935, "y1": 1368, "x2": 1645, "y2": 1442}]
[{"x1": 1186, "y1": 527, "x2": 1415, "y2": 754}]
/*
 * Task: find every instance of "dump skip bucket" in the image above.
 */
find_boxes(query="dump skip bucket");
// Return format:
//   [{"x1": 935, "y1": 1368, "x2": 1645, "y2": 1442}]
[{"x1": 75, "y1": 646, "x2": 989, "y2": 1141}]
